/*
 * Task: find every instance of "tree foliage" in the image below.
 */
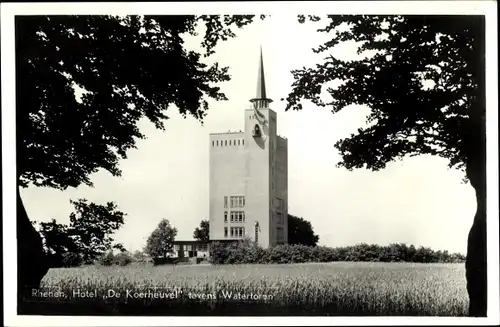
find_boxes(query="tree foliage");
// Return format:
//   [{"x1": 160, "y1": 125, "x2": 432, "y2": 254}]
[
  {"x1": 288, "y1": 214, "x2": 320, "y2": 247},
  {"x1": 287, "y1": 15, "x2": 484, "y2": 174},
  {"x1": 287, "y1": 15, "x2": 486, "y2": 317},
  {"x1": 193, "y1": 219, "x2": 210, "y2": 242},
  {"x1": 16, "y1": 15, "x2": 259, "y2": 190},
  {"x1": 144, "y1": 218, "x2": 178, "y2": 258},
  {"x1": 36, "y1": 219, "x2": 79, "y2": 255},
  {"x1": 68, "y1": 198, "x2": 126, "y2": 263},
  {"x1": 34, "y1": 199, "x2": 126, "y2": 266}
]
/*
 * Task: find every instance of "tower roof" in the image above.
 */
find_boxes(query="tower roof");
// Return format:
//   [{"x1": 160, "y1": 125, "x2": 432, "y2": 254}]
[
  {"x1": 250, "y1": 46, "x2": 273, "y2": 108},
  {"x1": 256, "y1": 46, "x2": 267, "y2": 99}
]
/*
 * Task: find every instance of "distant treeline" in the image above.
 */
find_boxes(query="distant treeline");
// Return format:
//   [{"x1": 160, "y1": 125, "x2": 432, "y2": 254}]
[{"x1": 211, "y1": 241, "x2": 466, "y2": 265}]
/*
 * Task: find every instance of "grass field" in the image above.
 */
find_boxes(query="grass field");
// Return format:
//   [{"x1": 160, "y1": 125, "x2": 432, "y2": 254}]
[{"x1": 21, "y1": 262, "x2": 469, "y2": 316}]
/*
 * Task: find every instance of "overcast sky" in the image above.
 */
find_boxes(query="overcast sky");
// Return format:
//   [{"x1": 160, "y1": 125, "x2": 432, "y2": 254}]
[{"x1": 19, "y1": 15, "x2": 476, "y2": 254}]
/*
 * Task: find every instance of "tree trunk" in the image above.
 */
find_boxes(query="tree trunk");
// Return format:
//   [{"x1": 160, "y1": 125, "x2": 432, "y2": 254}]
[
  {"x1": 17, "y1": 190, "x2": 49, "y2": 307},
  {"x1": 465, "y1": 154, "x2": 487, "y2": 317},
  {"x1": 464, "y1": 17, "x2": 487, "y2": 317}
]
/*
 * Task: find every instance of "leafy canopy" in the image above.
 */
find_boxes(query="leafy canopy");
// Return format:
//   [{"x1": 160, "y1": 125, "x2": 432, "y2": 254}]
[
  {"x1": 145, "y1": 218, "x2": 178, "y2": 258},
  {"x1": 193, "y1": 219, "x2": 210, "y2": 242},
  {"x1": 69, "y1": 198, "x2": 126, "y2": 263},
  {"x1": 287, "y1": 15, "x2": 484, "y2": 174},
  {"x1": 288, "y1": 214, "x2": 320, "y2": 247},
  {"x1": 34, "y1": 198, "x2": 126, "y2": 265},
  {"x1": 16, "y1": 15, "x2": 259, "y2": 190}
]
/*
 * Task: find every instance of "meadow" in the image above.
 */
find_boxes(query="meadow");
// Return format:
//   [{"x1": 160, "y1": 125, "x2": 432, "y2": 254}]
[{"x1": 22, "y1": 262, "x2": 469, "y2": 316}]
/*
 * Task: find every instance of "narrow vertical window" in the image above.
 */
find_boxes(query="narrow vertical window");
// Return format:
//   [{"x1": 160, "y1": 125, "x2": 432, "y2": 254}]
[
  {"x1": 230, "y1": 227, "x2": 234, "y2": 237},
  {"x1": 242, "y1": 139, "x2": 244, "y2": 146},
  {"x1": 242, "y1": 212, "x2": 245, "y2": 223},
  {"x1": 224, "y1": 196, "x2": 227, "y2": 208},
  {"x1": 238, "y1": 139, "x2": 240, "y2": 146},
  {"x1": 225, "y1": 140, "x2": 227, "y2": 146},
  {"x1": 224, "y1": 227, "x2": 228, "y2": 238},
  {"x1": 224, "y1": 211, "x2": 228, "y2": 223},
  {"x1": 212, "y1": 141, "x2": 214, "y2": 147},
  {"x1": 216, "y1": 140, "x2": 219, "y2": 146}
]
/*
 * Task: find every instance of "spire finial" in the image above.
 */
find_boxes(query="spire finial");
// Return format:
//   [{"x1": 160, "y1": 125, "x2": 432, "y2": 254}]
[{"x1": 251, "y1": 46, "x2": 273, "y2": 109}]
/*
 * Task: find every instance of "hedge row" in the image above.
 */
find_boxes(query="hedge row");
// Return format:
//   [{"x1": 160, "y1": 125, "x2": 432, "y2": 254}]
[{"x1": 210, "y1": 241, "x2": 466, "y2": 265}]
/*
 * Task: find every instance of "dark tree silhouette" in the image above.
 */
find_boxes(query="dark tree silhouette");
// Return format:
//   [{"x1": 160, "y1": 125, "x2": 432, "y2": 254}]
[
  {"x1": 287, "y1": 15, "x2": 486, "y2": 316},
  {"x1": 144, "y1": 219, "x2": 178, "y2": 258},
  {"x1": 193, "y1": 219, "x2": 210, "y2": 242},
  {"x1": 36, "y1": 219, "x2": 80, "y2": 267},
  {"x1": 15, "y1": 15, "x2": 259, "y2": 300},
  {"x1": 287, "y1": 214, "x2": 320, "y2": 247},
  {"x1": 67, "y1": 199, "x2": 126, "y2": 263},
  {"x1": 35, "y1": 199, "x2": 126, "y2": 267}
]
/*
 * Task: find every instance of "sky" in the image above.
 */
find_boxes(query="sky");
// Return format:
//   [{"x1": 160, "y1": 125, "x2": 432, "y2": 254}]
[{"x1": 19, "y1": 15, "x2": 477, "y2": 254}]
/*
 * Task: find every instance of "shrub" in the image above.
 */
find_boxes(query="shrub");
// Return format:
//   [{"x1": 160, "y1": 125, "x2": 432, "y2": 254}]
[
  {"x1": 97, "y1": 251, "x2": 115, "y2": 266},
  {"x1": 210, "y1": 242, "x2": 466, "y2": 265},
  {"x1": 114, "y1": 251, "x2": 133, "y2": 266},
  {"x1": 62, "y1": 252, "x2": 83, "y2": 267}
]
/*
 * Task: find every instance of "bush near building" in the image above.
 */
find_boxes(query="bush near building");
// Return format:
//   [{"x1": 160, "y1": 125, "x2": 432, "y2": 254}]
[{"x1": 210, "y1": 241, "x2": 466, "y2": 265}]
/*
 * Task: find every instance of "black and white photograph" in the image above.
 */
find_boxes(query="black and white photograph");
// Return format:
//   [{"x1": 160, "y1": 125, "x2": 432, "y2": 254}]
[{"x1": 2, "y1": 1, "x2": 499, "y2": 326}]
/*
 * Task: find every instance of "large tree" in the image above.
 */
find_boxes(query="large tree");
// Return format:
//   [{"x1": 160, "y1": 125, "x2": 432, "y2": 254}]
[
  {"x1": 286, "y1": 15, "x2": 486, "y2": 316},
  {"x1": 35, "y1": 199, "x2": 126, "y2": 266},
  {"x1": 67, "y1": 198, "x2": 126, "y2": 263},
  {"x1": 193, "y1": 219, "x2": 210, "y2": 242},
  {"x1": 144, "y1": 218, "x2": 178, "y2": 258},
  {"x1": 15, "y1": 15, "x2": 259, "y2": 299},
  {"x1": 287, "y1": 214, "x2": 320, "y2": 247}
]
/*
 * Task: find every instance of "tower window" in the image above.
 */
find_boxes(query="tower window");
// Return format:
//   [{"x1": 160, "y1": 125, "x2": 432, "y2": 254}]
[
  {"x1": 216, "y1": 140, "x2": 219, "y2": 146},
  {"x1": 242, "y1": 139, "x2": 244, "y2": 145},
  {"x1": 230, "y1": 196, "x2": 245, "y2": 208},
  {"x1": 238, "y1": 139, "x2": 240, "y2": 146},
  {"x1": 230, "y1": 211, "x2": 245, "y2": 223},
  {"x1": 224, "y1": 211, "x2": 228, "y2": 223},
  {"x1": 212, "y1": 141, "x2": 214, "y2": 147},
  {"x1": 225, "y1": 140, "x2": 227, "y2": 146},
  {"x1": 252, "y1": 124, "x2": 261, "y2": 137},
  {"x1": 224, "y1": 227, "x2": 228, "y2": 238}
]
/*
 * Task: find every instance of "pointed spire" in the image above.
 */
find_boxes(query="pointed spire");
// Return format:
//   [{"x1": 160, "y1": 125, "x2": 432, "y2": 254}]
[
  {"x1": 256, "y1": 46, "x2": 267, "y2": 99},
  {"x1": 250, "y1": 46, "x2": 273, "y2": 109}
]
